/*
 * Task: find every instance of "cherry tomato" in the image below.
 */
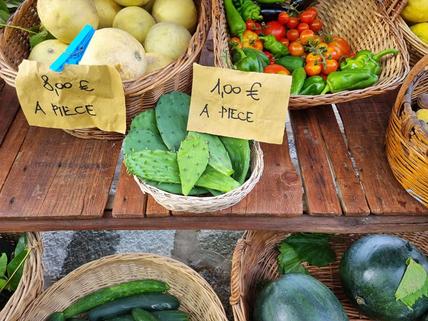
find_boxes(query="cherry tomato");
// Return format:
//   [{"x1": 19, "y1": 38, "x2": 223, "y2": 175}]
[
  {"x1": 289, "y1": 41, "x2": 305, "y2": 57},
  {"x1": 264, "y1": 64, "x2": 290, "y2": 75},
  {"x1": 297, "y1": 23, "x2": 310, "y2": 34},
  {"x1": 305, "y1": 61, "x2": 322, "y2": 76},
  {"x1": 246, "y1": 19, "x2": 262, "y2": 35},
  {"x1": 263, "y1": 21, "x2": 286, "y2": 41},
  {"x1": 242, "y1": 30, "x2": 263, "y2": 51},
  {"x1": 316, "y1": 41, "x2": 329, "y2": 51},
  {"x1": 299, "y1": 29, "x2": 315, "y2": 45},
  {"x1": 306, "y1": 7, "x2": 318, "y2": 17},
  {"x1": 286, "y1": 29, "x2": 300, "y2": 42},
  {"x1": 278, "y1": 12, "x2": 290, "y2": 25},
  {"x1": 300, "y1": 10, "x2": 317, "y2": 24},
  {"x1": 310, "y1": 35, "x2": 322, "y2": 45},
  {"x1": 287, "y1": 17, "x2": 299, "y2": 29},
  {"x1": 310, "y1": 18, "x2": 323, "y2": 32},
  {"x1": 279, "y1": 38, "x2": 290, "y2": 47},
  {"x1": 306, "y1": 52, "x2": 323, "y2": 64},
  {"x1": 328, "y1": 36, "x2": 351, "y2": 58},
  {"x1": 325, "y1": 46, "x2": 340, "y2": 60},
  {"x1": 322, "y1": 59, "x2": 339, "y2": 75},
  {"x1": 229, "y1": 37, "x2": 242, "y2": 49},
  {"x1": 263, "y1": 51, "x2": 275, "y2": 64}
]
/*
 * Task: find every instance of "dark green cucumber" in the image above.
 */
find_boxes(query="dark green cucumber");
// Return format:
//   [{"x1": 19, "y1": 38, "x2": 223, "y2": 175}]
[
  {"x1": 103, "y1": 315, "x2": 134, "y2": 321},
  {"x1": 88, "y1": 294, "x2": 180, "y2": 321},
  {"x1": 63, "y1": 280, "x2": 169, "y2": 318},
  {"x1": 48, "y1": 312, "x2": 65, "y2": 321},
  {"x1": 152, "y1": 310, "x2": 189, "y2": 321},
  {"x1": 132, "y1": 308, "x2": 159, "y2": 321}
]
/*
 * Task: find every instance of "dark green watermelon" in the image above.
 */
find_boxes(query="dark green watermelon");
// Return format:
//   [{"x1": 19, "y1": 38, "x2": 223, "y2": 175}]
[
  {"x1": 340, "y1": 234, "x2": 428, "y2": 321},
  {"x1": 254, "y1": 273, "x2": 349, "y2": 321}
]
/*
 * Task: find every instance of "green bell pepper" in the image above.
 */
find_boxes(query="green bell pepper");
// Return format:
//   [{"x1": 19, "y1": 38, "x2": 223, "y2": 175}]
[
  {"x1": 291, "y1": 67, "x2": 306, "y2": 95},
  {"x1": 300, "y1": 76, "x2": 326, "y2": 95},
  {"x1": 242, "y1": 48, "x2": 269, "y2": 67},
  {"x1": 276, "y1": 56, "x2": 304, "y2": 72},
  {"x1": 260, "y1": 35, "x2": 289, "y2": 57},
  {"x1": 340, "y1": 49, "x2": 399, "y2": 75},
  {"x1": 321, "y1": 70, "x2": 379, "y2": 94},
  {"x1": 233, "y1": 47, "x2": 264, "y2": 72},
  {"x1": 240, "y1": 0, "x2": 262, "y2": 20}
]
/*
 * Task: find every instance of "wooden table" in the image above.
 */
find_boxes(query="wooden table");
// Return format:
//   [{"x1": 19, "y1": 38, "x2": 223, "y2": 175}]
[{"x1": 1, "y1": 51, "x2": 427, "y2": 233}]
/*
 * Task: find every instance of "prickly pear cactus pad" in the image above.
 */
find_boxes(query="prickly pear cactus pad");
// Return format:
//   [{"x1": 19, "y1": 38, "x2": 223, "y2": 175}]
[
  {"x1": 125, "y1": 150, "x2": 181, "y2": 184},
  {"x1": 220, "y1": 137, "x2": 251, "y2": 184},
  {"x1": 177, "y1": 132, "x2": 210, "y2": 196},
  {"x1": 197, "y1": 166, "x2": 241, "y2": 193},
  {"x1": 123, "y1": 128, "x2": 167, "y2": 156},
  {"x1": 194, "y1": 133, "x2": 234, "y2": 176},
  {"x1": 146, "y1": 180, "x2": 209, "y2": 196},
  {"x1": 130, "y1": 109, "x2": 159, "y2": 134},
  {"x1": 155, "y1": 92, "x2": 191, "y2": 152}
]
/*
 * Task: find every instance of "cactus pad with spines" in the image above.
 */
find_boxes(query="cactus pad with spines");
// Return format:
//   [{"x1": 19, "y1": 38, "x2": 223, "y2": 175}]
[
  {"x1": 220, "y1": 137, "x2": 251, "y2": 184},
  {"x1": 123, "y1": 128, "x2": 167, "y2": 156},
  {"x1": 146, "y1": 180, "x2": 209, "y2": 196},
  {"x1": 130, "y1": 109, "x2": 158, "y2": 134},
  {"x1": 196, "y1": 166, "x2": 241, "y2": 193}
]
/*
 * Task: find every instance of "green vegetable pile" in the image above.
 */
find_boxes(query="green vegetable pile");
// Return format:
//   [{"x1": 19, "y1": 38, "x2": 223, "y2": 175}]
[
  {"x1": 0, "y1": 0, "x2": 21, "y2": 25},
  {"x1": 47, "y1": 279, "x2": 189, "y2": 321},
  {"x1": 0, "y1": 234, "x2": 29, "y2": 310},
  {"x1": 124, "y1": 91, "x2": 251, "y2": 197}
]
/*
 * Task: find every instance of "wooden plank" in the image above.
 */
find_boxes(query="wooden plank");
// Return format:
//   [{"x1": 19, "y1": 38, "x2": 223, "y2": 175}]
[
  {"x1": 337, "y1": 94, "x2": 428, "y2": 215},
  {"x1": 0, "y1": 85, "x2": 21, "y2": 145},
  {"x1": 112, "y1": 164, "x2": 147, "y2": 218},
  {"x1": 315, "y1": 107, "x2": 370, "y2": 216},
  {"x1": 0, "y1": 128, "x2": 121, "y2": 218},
  {"x1": 146, "y1": 196, "x2": 170, "y2": 218},
  {"x1": 0, "y1": 214, "x2": 428, "y2": 233},
  {"x1": 290, "y1": 108, "x2": 342, "y2": 216}
]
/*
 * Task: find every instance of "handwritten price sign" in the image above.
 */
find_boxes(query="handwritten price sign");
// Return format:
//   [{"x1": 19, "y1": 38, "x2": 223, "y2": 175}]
[
  {"x1": 188, "y1": 64, "x2": 292, "y2": 144},
  {"x1": 16, "y1": 60, "x2": 126, "y2": 133}
]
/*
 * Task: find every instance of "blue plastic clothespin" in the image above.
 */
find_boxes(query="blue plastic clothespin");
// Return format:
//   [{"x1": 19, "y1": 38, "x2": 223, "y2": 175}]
[{"x1": 50, "y1": 24, "x2": 95, "y2": 72}]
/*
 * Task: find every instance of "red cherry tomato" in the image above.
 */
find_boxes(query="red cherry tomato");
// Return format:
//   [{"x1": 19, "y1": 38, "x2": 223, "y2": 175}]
[
  {"x1": 246, "y1": 19, "x2": 262, "y2": 35},
  {"x1": 264, "y1": 64, "x2": 290, "y2": 75},
  {"x1": 299, "y1": 10, "x2": 317, "y2": 24},
  {"x1": 310, "y1": 18, "x2": 323, "y2": 32},
  {"x1": 299, "y1": 29, "x2": 315, "y2": 45},
  {"x1": 297, "y1": 23, "x2": 310, "y2": 34},
  {"x1": 286, "y1": 29, "x2": 300, "y2": 42},
  {"x1": 278, "y1": 12, "x2": 290, "y2": 25},
  {"x1": 279, "y1": 38, "x2": 290, "y2": 47},
  {"x1": 287, "y1": 16, "x2": 299, "y2": 29},
  {"x1": 306, "y1": 52, "x2": 323, "y2": 64},
  {"x1": 306, "y1": 7, "x2": 318, "y2": 17},
  {"x1": 289, "y1": 41, "x2": 305, "y2": 57},
  {"x1": 263, "y1": 21, "x2": 286, "y2": 41}
]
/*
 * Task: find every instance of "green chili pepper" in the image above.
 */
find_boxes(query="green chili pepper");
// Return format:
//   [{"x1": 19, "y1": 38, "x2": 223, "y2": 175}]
[
  {"x1": 224, "y1": 0, "x2": 246, "y2": 37},
  {"x1": 259, "y1": 35, "x2": 289, "y2": 57},
  {"x1": 276, "y1": 56, "x2": 304, "y2": 72},
  {"x1": 240, "y1": 0, "x2": 262, "y2": 20},
  {"x1": 233, "y1": 47, "x2": 264, "y2": 72},
  {"x1": 340, "y1": 49, "x2": 399, "y2": 75},
  {"x1": 291, "y1": 67, "x2": 306, "y2": 95},
  {"x1": 300, "y1": 76, "x2": 326, "y2": 95},
  {"x1": 321, "y1": 70, "x2": 379, "y2": 94}
]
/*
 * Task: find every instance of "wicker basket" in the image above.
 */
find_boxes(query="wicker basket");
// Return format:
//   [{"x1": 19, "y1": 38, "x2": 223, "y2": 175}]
[
  {"x1": 212, "y1": 0, "x2": 410, "y2": 109},
  {"x1": 385, "y1": 0, "x2": 428, "y2": 65},
  {"x1": 0, "y1": 233, "x2": 43, "y2": 321},
  {"x1": 386, "y1": 55, "x2": 428, "y2": 207},
  {"x1": 230, "y1": 231, "x2": 428, "y2": 321},
  {"x1": 134, "y1": 141, "x2": 264, "y2": 213},
  {"x1": 0, "y1": 0, "x2": 210, "y2": 140},
  {"x1": 21, "y1": 253, "x2": 228, "y2": 321}
]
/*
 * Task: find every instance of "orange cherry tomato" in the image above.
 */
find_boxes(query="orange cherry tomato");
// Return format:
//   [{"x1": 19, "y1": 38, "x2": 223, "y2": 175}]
[
  {"x1": 328, "y1": 36, "x2": 352, "y2": 58},
  {"x1": 325, "y1": 46, "x2": 340, "y2": 60},
  {"x1": 297, "y1": 23, "x2": 310, "y2": 34},
  {"x1": 278, "y1": 12, "x2": 290, "y2": 25},
  {"x1": 287, "y1": 17, "x2": 299, "y2": 29},
  {"x1": 316, "y1": 41, "x2": 329, "y2": 51},
  {"x1": 310, "y1": 18, "x2": 323, "y2": 32},
  {"x1": 289, "y1": 41, "x2": 305, "y2": 57},
  {"x1": 305, "y1": 61, "x2": 322, "y2": 76},
  {"x1": 322, "y1": 59, "x2": 339, "y2": 75},
  {"x1": 242, "y1": 30, "x2": 263, "y2": 50},
  {"x1": 306, "y1": 52, "x2": 323, "y2": 64},
  {"x1": 287, "y1": 29, "x2": 300, "y2": 42},
  {"x1": 299, "y1": 29, "x2": 315, "y2": 45},
  {"x1": 264, "y1": 64, "x2": 290, "y2": 75},
  {"x1": 310, "y1": 35, "x2": 322, "y2": 45},
  {"x1": 229, "y1": 37, "x2": 242, "y2": 49},
  {"x1": 279, "y1": 38, "x2": 290, "y2": 47}
]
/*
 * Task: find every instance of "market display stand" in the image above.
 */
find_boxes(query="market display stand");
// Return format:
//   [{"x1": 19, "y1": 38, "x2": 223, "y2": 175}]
[{"x1": 0, "y1": 43, "x2": 427, "y2": 233}]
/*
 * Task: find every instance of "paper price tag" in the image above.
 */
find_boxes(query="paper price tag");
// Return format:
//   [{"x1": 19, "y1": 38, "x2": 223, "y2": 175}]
[
  {"x1": 188, "y1": 64, "x2": 291, "y2": 144},
  {"x1": 16, "y1": 60, "x2": 126, "y2": 134}
]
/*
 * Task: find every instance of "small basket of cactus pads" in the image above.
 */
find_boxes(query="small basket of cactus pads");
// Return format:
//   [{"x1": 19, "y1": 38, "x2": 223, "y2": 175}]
[
  {"x1": 123, "y1": 91, "x2": 264, "y2": 213},
  {"x1": 386, "y1": 55, "x2": 428, "y2": 207}
]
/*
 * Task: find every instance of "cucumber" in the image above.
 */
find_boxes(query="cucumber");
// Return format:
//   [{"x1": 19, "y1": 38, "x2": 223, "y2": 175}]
[
  {"x1": 103, "y1": 316, "x2": 134, "y2": 321},
  {"x1": 152, "y1": 311, "x2": 189, "y2": 321},
  {"x1": 48, "y1": 312, "x2": 65, "y2": 321},
  {"x1": 276, "y1": 56, "x2": 305, "y2": 72},
  {"x1": 88, "y1": 294, "x2": 180, "y2": 321},
  {"x1": 132, "y1": 308, "x2": 159, "y2": 321},
  {"x1": 64, "y1": 280, "x2": 169, "y2": 318}
]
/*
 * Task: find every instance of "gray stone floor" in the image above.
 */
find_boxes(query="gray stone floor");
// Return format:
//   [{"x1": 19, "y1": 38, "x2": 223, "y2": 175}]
[{"x1": 42, "y1": 230, "x2": 242, "y2": 320}]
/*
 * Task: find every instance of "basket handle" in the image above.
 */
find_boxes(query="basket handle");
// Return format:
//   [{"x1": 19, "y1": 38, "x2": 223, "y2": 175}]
[
  {"x1": 383, "y1": 0, "x2": 408, "y2": 21},
  {"x1": 394, "y1": 55, "x2": 428, "y2": 111},
  {"x1": 230, "y1": 237, "x2": 246, "y2": 306}
]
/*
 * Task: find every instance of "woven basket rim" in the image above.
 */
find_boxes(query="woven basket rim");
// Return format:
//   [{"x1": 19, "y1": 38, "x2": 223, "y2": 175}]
[
  {"x1": 0, "y1": 232, "x2": 44, "y2": 321},
  {"x1": 22, "y1": 253, "x2": 228, "y2": 321},
  {"x1": 132, "y1": 141, "x2": 264, "y2": 213}
]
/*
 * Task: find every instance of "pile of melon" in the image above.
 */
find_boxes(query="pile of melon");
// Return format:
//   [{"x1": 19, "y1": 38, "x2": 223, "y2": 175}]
[{"x1": 29, "y1": 0, "x2": 198, "y2": 80}]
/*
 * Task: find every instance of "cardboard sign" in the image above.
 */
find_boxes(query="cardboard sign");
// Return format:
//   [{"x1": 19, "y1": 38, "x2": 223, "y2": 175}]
[
  {"x1": 188, "y1": 64, "x2": 292, "y2": 144},
  {"x1": 15, "y1": 60, "x2": 126, "y2": 133}
]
